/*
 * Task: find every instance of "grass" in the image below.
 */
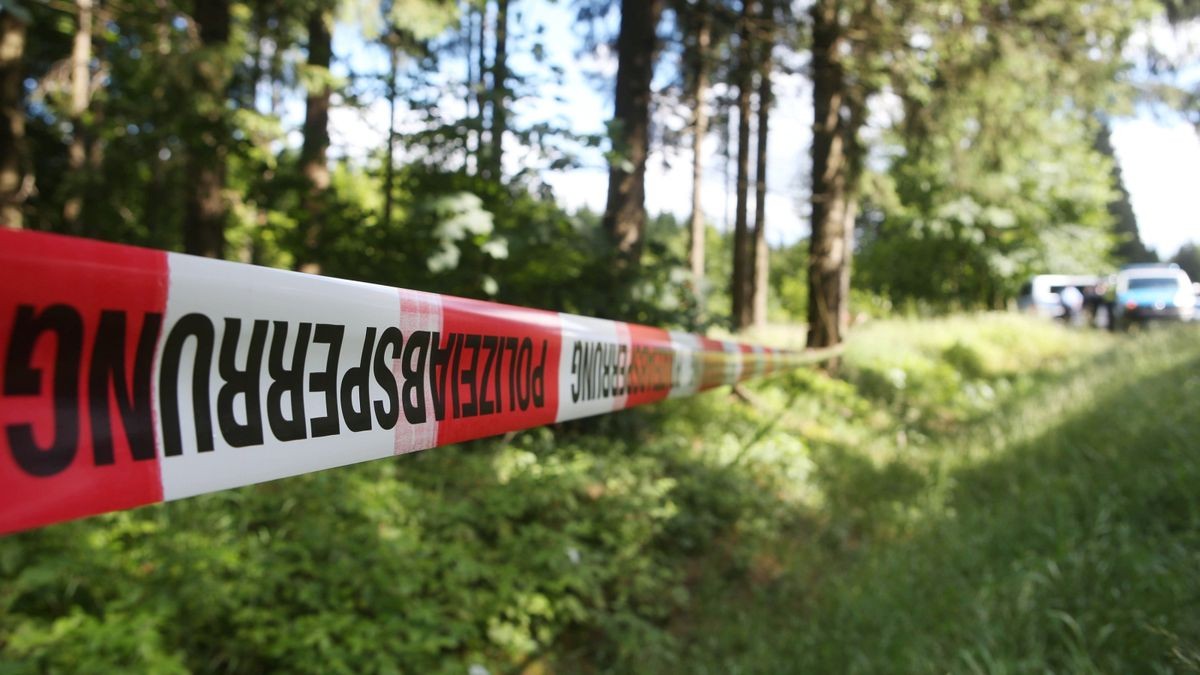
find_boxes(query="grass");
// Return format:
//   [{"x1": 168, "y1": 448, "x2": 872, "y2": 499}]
[
  {"x1": 603, "y1": 315, "x2": 1200, "y2": 674},
  {"x1": 3, "y1": 314, "x2": 1196, "y2": 673}
]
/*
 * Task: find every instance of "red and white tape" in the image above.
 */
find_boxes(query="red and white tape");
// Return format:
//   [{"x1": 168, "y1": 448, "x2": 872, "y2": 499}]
[{"x1": 0, "y1": 230, "x2": 812, "y2": 534}]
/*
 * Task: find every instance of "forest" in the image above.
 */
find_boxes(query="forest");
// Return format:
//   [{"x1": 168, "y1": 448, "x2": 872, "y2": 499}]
[
  {"x1": 3, "y1": 0, "x2": 1197, "y2": 334},
  {"x1": 2, "y1": 0, "x2": 1200, "y2": 672}
]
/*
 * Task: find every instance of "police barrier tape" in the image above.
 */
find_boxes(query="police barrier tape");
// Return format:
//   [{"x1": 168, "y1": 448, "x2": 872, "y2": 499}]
[{"x1": 0, "y1": 230, "x2": 833, "y2": 535}]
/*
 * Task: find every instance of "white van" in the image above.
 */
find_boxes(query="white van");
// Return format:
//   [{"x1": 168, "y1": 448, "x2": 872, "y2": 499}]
[{"x1": 1017, "y1": 275, "x2": 1101, "y2": 319}]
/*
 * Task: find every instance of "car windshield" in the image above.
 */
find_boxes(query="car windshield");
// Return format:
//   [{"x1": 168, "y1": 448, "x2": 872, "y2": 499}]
[{"x1": 1127, "y1": 277, "x2": 1180, "y2": 291}]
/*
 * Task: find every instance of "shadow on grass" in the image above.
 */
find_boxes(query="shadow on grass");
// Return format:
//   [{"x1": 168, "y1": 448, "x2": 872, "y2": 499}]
[{"x1": 636, "y1": 333, "x2": 1200, "y2": 674}]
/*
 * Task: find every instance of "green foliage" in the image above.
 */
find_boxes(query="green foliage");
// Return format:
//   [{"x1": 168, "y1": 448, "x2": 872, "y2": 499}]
[
  {"x1": 295, "y1": 165, "x2": 701, "y2": 326},
  {"x1": 3, "y1": 308, "x2": 1196, "y2": 673},
  {"x1": 768, "y1": 238, "x2": 807, "y2": 322},
  {"x1": 0, "y1": 353, "x2": 783, "y2": 674},
  {"x1": 848, "y1": 0, "x2": 1159, "y2": 311},
  {"x1": 844, "y1": 314, "x2": 1110, "y2": 435},
  {"x1": 610, "y1": 318, "x2": 1200, "y2": 675},
  {"x1": 1, "y1": 428, "x2": 687, "y2": 672},
  {"x1": 6, "y1": 0, "x2": 1197, "y2": 671},
  {"x1": 859, "y1": 90, "x2": 1122, "y2": 310},
  {"x1": 1170, "y1": 241, "x2": 1200, "y2": 281},
  {"x1": 782, "y1": 326, "x2": 1200, "y2": 673},
  {"x1": 348, "y1": 0, "x2": 459, "y2": 42}
]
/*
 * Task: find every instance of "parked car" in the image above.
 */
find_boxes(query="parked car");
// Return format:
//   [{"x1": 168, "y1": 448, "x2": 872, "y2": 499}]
[
  {"x1": 1017, "y1": 274, "x2": 1101, "y2": 319},
  {"x1": 1110, "y1": 266, "x2": 1195, "y2": 329}
]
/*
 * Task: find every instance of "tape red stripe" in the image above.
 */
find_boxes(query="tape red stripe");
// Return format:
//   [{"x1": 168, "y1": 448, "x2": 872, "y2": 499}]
[
  {"x1": 0, "y1": 231, "x2": 166, "y2": 533},
  {"x1": 435, "y1": 296, "x2": 561, "y2": 445},
  {"x1": 624, "y1": 323, "x2": 673, "y2": 409}
]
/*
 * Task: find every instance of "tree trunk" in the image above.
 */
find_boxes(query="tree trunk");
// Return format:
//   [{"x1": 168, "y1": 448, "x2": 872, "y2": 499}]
[
  {"x1": 183, "y1": 0, "x2": 230, "y2": 259},
  {"x1": 752, "y1": 39, "x2": 773, "y2": 329},
  {"x1": 297, "y1": 7, "x2": 333, "y2": 275},
  {"x1": 0, "y1": 9, "x2": 28, "y2": 229},
  {"x1": 806, "y1": 0, "x2": 862, "y2": 349},
  {"x1": 731, "y1": 1, "x2": 755, "y2": 332},
  {"x1": 602, "y1": 0, "x2": 664, "y2": 265},
  {"x1": 485, "y1": 0, "x2": 508, "y2": 179},
  {"x1": 62, "y1": 0, "x2": 92, "y2": 233},
  {"x1": 688, "y1": 7, "x2": 711, "y2": 308}
]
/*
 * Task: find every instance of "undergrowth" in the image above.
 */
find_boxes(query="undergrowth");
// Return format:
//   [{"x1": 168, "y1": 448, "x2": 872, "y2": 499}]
[
  {"x1": 622, "y1": 317, "x2": 1200, "y2": 674},
  {"x1": 2, "y1": 315, "x2": 1196, "y2": 674}
]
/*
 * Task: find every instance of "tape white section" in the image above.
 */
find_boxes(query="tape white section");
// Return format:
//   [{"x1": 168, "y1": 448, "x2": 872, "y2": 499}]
[
  {"x1": 394, "y1": 290, "x2": 441, "y2": 455},
  {"x1": 556, "y1": 314, "x2": 624, "y2": 423},
  {"x1": 156, "y1": 255, "x2": 401, "y2": 500},
  {"x1": 667, "y1": 331, "x2": 701, "y2": 399}
]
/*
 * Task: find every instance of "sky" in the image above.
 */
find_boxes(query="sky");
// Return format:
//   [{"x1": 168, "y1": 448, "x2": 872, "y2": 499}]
[
  {"x1": 327, "y1": 2, "x2": 1200, "y2": 259},
  {"x1": 1111, "y1": 114, "x2": 1200, "y2": 258}
]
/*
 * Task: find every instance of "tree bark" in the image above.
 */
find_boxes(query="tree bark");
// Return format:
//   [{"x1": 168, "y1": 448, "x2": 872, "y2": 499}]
[
  {"x1": 806, "y1": 0, "x2": 862, "y2": 349},
  {"x1": 731, "y1": 1, "x2": 755, "y2": 331},
  {"x1": 62, "y1": 0, "x2": 93, "y2": 233},
  {"x1": 183, "y1": 0, "x2": 230, "y2": 259},
  {"x1": 602, "y1": 0, "x2": 664, "y2": 266},
  {"x1": 752, "y1": 37, "x2": 772, "y2": 329},
  {"x1": 688, "y1": 6, "x2": 711, "y2": 308},
  {"x1": 0, "y1": 9, "x2": 28, "y2": 229},
  {"x1": 484, "y1": 0, "x2": 508, "y2": 179},
  {"x1": 297, "y1": 7, "x2": 333, "y2": 275}
]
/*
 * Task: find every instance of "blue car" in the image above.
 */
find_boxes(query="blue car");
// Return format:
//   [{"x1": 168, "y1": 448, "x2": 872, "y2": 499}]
[{"x1": 1112, "y1": 267, "x2": 1196, "y2": 329}]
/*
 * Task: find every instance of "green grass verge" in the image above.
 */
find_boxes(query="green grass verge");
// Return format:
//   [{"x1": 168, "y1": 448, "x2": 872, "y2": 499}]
[
  {"x1": 2, "y1": 315, "x2": 1196, "y2": 674},
  {"x1": 623, "y1": 317, "x2": 1200, "y2": 674}
]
